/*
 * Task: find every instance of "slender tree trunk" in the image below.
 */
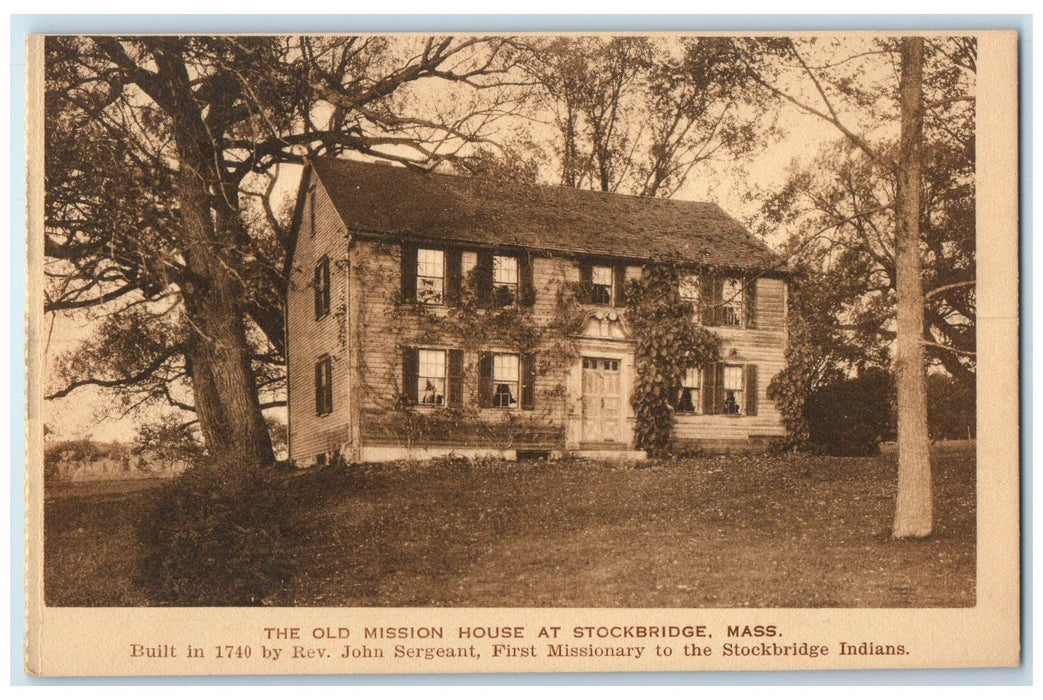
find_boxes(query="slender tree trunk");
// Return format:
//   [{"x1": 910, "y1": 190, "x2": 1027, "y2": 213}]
[{"x1": 892, "y1": 36, "x2": 933, "y2": 538}]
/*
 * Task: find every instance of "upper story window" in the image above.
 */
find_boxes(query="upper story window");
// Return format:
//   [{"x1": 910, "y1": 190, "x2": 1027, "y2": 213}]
[
  {"x1": 720, "y1": 278, "x2": 744, "y2": 327},
  {"x1": 492, "y1": 255, "x2": 518, "y2": 306},
  {"x1": 416, "y1": 248, "x2": 445, "y2": 305},
  {"x1": 492, "y1": 353, "x2": 520, "y2": 408},
  {"x1": 591, "y1": 265, "x2": 614, "y2": 305},
  {"x1": 676, "y1": 366, "x2": 702, "y2": 414},
  {"x1": 314, "y1": 255, "x2": 330, "y2": 320},
  {"x1": 403, "y1": 245, "x2": 534, "y2": 309},
  {"x1": 679, "y1": 274, "x2": 700, "y2": 320}
]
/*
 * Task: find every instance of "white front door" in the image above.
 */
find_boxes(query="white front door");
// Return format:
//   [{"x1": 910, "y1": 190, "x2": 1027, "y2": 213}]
[{"x1": 581, "y1": 356, "x2": 622, "y2": 443}]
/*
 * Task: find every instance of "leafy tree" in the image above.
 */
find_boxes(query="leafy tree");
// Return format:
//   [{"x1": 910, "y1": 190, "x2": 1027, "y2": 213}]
[
  {"x1": 44, "y1": 35, "x2": 522, "y2": 467},
  {"x1": 523, "y1": 36, "x2": 769, "y2": 196},
  {"x1": 739, "y1": 36, "x2": 975, "y2": 537}
]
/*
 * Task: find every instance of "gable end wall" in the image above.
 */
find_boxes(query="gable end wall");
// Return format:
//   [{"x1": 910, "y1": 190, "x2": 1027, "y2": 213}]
[{"x1": 287, "y1": 172, "x2": 352, "y2": 463}]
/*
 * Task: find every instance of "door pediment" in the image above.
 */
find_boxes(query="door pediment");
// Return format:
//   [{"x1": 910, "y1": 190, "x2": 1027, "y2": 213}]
[{"x1": 577, "y1": 309, "x2": 631, "y2": 340}]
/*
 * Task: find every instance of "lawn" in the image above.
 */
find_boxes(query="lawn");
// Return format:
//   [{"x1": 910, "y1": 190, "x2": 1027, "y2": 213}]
[{"x1": 44, "y1": 445, "x2": 976, "y2": 607}]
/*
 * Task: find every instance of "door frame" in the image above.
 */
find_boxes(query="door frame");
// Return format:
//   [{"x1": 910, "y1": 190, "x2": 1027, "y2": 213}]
[{"x1": 566, "y1": 340, "x2": 635, "y2": 450}]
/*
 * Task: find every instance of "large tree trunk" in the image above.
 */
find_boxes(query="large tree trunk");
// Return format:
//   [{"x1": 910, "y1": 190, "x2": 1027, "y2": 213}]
[
  {"x1": 155, "y1": 44, "x2": 276, "y2": 470},
  {"x1": 178, "y1": 174, "x2": 276, "y2": 470},
  {"x1": 892, "y1": 36, "x2": 933, "y2": 538}
]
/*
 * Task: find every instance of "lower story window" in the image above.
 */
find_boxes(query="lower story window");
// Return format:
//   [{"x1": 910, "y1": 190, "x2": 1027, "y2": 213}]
[
  {"x1": 493, "y1": 353, "x2": 519, "y2": 408},
  {"x1": 721, "y1": 364, "x2": 744, "y2": 414},
  {"x1": 417, "y1": 349, "x2": 446, "y2": 405},
  {"x1": 677, "y1": 367, "x2": 702, "y2": 413}
]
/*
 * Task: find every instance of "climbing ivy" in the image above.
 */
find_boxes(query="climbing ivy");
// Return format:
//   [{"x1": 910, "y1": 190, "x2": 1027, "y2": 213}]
[
  {"x1": 626, "y1": 262, "x2": 721, "y2": 456},
  {"x1": 409, "y1": 267, "x2": 544, "y2": 353}
]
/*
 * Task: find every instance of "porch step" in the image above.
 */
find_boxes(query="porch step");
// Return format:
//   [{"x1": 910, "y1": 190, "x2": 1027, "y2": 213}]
[{"x1": 570, "y1": 449, "x2": 647, "y2": 461}]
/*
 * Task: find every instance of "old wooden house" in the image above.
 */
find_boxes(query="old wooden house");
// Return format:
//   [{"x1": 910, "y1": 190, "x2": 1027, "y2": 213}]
[{"x1": 286, "y1": 157, "x2": 788, "y2": 465}]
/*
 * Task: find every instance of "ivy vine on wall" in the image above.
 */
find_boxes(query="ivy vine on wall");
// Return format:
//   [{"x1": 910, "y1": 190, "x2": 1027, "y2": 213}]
[{"x1": 626, "y1": 262, "x2": 721, "y2": 456}]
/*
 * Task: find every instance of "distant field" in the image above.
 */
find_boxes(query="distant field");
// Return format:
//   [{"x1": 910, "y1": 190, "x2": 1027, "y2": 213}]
[{"x1": 45, "y1": 445, "x2": 976, "y2": 607}]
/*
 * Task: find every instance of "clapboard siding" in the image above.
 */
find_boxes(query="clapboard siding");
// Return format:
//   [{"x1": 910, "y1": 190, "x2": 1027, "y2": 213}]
[
  {"x1": 287, "y1": 172, "x2": 352, "y2": 462},
  {"x1": 350, "y1": 241, "x2": 572, "y2": 448},
  {"x1": 290, "y1": 217, "x2": 788, "y2": 457},
  {"x1": 673, "y1": 277, "x2": 788, "y2": 442}
]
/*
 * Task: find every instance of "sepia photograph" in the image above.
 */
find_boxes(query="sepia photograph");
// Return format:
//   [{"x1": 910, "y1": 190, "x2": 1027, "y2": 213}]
[{"x1": 24, "y1": 27, "x2": 1019, "y2": 675}]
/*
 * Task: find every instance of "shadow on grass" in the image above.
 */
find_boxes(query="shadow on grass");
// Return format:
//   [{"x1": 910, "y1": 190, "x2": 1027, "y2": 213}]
[{"x1": 44, "y1": 446, "x2": 976, "y2": 608}]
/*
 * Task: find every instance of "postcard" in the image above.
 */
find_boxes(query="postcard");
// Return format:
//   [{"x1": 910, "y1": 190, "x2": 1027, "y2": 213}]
[{"x1": 24, "y1": 28, "x2": 1019, "y2": 675}]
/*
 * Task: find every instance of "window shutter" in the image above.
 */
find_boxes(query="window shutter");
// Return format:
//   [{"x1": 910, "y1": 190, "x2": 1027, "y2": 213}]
[
  {"x1": 702, "y1": 364, "x2": 716, "y2": 415},
  {"x1": 315, "y1": 360, "x2": 323, "y2": 415},
  {"x1": 700, "y1": 275, "x2": 716, "y2": 326},
  {"x1": 613, "y1": 264, "x2": 627, "y2": 307},
  {"x1": 447, "y1": 349, "x2": 464, "y2": 407},
  {"x1": 401, "y1": 347, "x2": 418, "y2": 405},
  {"x1": 478, "y1": 352, "x2": 494, "y2": 408},
  {"x1": 745, "y1": 277, "x2": 757, "y2": 329},
  {"x1": 400, "y1": 244, "x2": 417, "y2": 302},
  {"x1": 745, "y1": 364, "x2": 758, "y2": 416},
  {"x1": 521, "y1": 353, "x2": 536, "y2": 410},
  {"x1": 475, "y1": 251, "x2": 494, "y2": 306},
  {"x1": 518, "y1": 254, "x2": 535, "y2": 307},
  {"x1": 716, "y1": 363, "x2": 727, "y2": 415},
  {"x1": 444, "y1": 249, "x2": 463, "y2": 306},
  {"x1": 578, "y1": 261, "x2": 593, "y2": 303},
  {"x1": 321, "y1": 257, "x2": 331, "y2": 317},
  {"x1": 313, "y1": 263, "x2": 323, "y2": 319},
  {"x1": 323, "y1": 357, "x2": 333, "y2": 414}
]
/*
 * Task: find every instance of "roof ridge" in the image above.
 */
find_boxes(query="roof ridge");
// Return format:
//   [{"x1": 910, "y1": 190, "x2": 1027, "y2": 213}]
[{"x1": 309, "y1": 155, "x2": 728, "y2": 210}]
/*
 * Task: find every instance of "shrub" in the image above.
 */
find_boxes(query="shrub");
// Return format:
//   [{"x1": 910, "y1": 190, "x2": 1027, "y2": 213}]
[
  {"x1": 136, "y1": 462, "x2": 296, "y2": 606},
  {"x1": 927, "y1": 373, "x2": 976, "y2": 440},
  {"x1": 804, "y1": 368, "x2": 895, "y2": 456}
]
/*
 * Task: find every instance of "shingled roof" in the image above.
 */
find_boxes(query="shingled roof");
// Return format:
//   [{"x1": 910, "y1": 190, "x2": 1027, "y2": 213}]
[{"x1": 309, "y1": 157, "x2": 782, "y2": 273}]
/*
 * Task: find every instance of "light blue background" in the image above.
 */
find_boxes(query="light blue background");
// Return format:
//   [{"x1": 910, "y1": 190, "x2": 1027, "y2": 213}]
[{"x1": 9, "y1": 13, "x2": 1032, "y2": 686}]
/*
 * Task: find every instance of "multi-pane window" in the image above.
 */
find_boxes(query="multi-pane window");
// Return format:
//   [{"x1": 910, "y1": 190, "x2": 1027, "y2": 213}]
[
  {"x1": 417, "y1": 349, "x2": 447, "y2": 405},
  {"x1": 591, "y1": 265, "x2": 614, "y2": 305},
  {"x1": 315, "y1": 355, "x2": 332, "y2": 416},
  {"x1": 314, "y1": 255, "x2": 330, "y2": 319},
  {"x1": 582, "y1": 357, "x2": 619, "y2": 371},
  {"x1": 492, "y1": 353, "x2": 520, "y2": 408},
  {"x1": 721, "y1": 364, "x2": 745, "y2": 414},
  {"x1": 492, "y1": 255, "x2": 518, "y2": 305},
  {"x1": 677, "y1": 367, "x2": 702, "y2": 413},
  {"x1": 416, "y1": 248, "x2": 445, "y2": 305},
  {"x1": 679, "y1": 274, "x2": 700, "y2": 320},
  {"x1": 720, "y1": 278, "x2": 744, "y2": 326}
]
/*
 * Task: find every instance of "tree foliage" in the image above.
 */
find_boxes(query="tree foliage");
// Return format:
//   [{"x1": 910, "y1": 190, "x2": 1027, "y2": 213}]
[
  {"x1": 44, "y1": 35, "x2": 524, "y2": 463},
  {"x1": 759, "y1": 37, "x2": 975, "y2": 466},
  {"x1": 523, "y1": 36, "x2": 772, "y2": 196}
]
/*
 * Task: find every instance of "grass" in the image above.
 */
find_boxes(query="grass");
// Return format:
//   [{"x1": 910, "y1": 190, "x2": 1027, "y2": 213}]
[{"x1": 44, "y1": 444, "x2": 975, "y2": 607}]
